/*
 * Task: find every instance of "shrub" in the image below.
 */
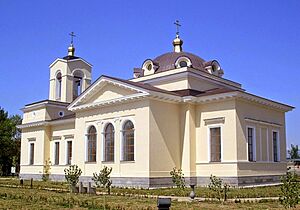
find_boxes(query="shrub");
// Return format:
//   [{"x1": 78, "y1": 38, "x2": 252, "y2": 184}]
[
  {"x1": 280, "y1": 172, "x2": 300, "y2": 208},
  {"x1": 92, "y1": 166, "x2": 112, "y2": 194},
  {"x1": 208, "y1": 175, "x2": 230, "y2": 201},
  {"x1": 170, "y1": 167, "x2": 185, "y2": 189},
  {"x1": 42, "y1": 159, "x2": 51, "y2": 182},
  {"x1": 64, "y1": 165, "x2": 82, "y2": 193}
]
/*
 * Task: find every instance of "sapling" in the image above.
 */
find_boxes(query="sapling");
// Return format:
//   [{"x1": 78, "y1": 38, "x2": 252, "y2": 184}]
[
  {"x1": 92, "y1": 166, "x2": 112, "y2": 194},
  {"x1": 64, "y1": 165, "x2": 82, "y2": 193},
  {"x1": 170, "y1": 167, "x2": 185, "y2": 189}
]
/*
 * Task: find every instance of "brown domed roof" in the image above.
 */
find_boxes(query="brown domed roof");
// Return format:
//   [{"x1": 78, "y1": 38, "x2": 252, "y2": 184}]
[{"x1": 153, "y1": 51, "x2": 206, "y2": 73}]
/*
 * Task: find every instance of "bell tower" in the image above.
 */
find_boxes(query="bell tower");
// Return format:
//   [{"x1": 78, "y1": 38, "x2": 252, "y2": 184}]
[{"x1": 48, "y1": 33, "x2": 92, "y2": 103}]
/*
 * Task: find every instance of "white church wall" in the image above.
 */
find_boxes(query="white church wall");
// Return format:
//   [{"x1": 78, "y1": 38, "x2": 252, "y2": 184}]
[{"x1": 20, "y1": 127, "x2": 48, "y2": 177}]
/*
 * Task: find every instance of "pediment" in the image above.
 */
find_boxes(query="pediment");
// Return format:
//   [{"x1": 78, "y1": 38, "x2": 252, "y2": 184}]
[
  {"x1": 68, "y1": 76, "x2": 150, "y2": 111},
  {"x1": 81, "y1": 83, "x2": 139, "y2": 104}
]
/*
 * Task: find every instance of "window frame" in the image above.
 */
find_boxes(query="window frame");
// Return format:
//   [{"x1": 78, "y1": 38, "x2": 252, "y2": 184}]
[
  {"x1": 246, "y1": 126, "x2": 256, "y2": 162},
  {"x1": 53, "y1": 141, "x2": 60, "y2": 165},
  {"x1": 120, "y1": 119, "x2": 135, "y2": 162},
  {"x1": 86, "y1": 125, "x2": 97, "y2": 163},
  {"x1": 103, "y1": 122, "x2": 115, "y2": 162},
  {"x1": 272, "y1": 130, "x2": 280, "y2": 162},
  {"x1": 66, "y1": 140, "x2": 72, "y2": 165},
  {"x1": 55, "y1": 71, "x2": 62, "y2": 100},
  {"x1": 29, "y1": 142, "x2": 35, "y2": 165},
  {"x1": 207, "y1": 125, "x2": 223, "y2": 163}
]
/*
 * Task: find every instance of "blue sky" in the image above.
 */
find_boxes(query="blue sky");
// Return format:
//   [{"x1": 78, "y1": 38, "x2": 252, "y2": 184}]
[{"x1": 0, "y1": 0, "x2": 299, "y2": 147}]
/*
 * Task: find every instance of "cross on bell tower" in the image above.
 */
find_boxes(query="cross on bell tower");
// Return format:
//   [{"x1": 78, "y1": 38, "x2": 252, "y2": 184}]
[
  {"x1": 174, "y1": 20, "x2": 181, "y2": 37},
  {"x1": 68, "y1": 32, "x2": 76, "y2": 56},
  {"x1": 69, "y1": 32, "x2": 76, "y2": 45},
  {"x1": 173, "y1": 20, "x2": 183, "y2": 53}
]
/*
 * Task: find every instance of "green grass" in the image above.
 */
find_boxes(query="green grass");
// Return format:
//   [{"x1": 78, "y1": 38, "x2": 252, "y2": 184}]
[
  {"x1": 0, "y1": 186, "x2": 289, "y2": 210},
  {"x1": 0, "y1": 178, "x2": 282, "y2": 198},
  {"x1": 97, "y1": 185, "x2": 282, "y2": 199}
]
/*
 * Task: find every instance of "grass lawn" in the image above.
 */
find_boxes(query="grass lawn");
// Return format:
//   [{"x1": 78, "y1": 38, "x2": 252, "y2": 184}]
[
  {"x1": 0, "y1": 178, "x2": 282, "y2": 199},
  {"x1": 0, "y1": 186, "x2": 289, "y2": 210}
]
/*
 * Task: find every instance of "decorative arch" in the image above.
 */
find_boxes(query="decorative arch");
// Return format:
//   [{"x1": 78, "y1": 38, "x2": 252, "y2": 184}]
[
  {"x1": 121, "y1": 120, "x2": 135, "y2": 161},
  {"x1": 55, "y1": 71, "x2": 62, "y2": 100},
  {"x1": 72, "y1": 70, "x2": 84, "y2": 100},
  {"x1": 103, "y1": 123, "x2": 115, "y2": 162},
  {"x1": 142, "y1": 59, "x2": 155, "y2": 76},
  {"x1": 175, "y1": 56, "x2": 192, "y2": 68},
  {"x1": 86, "y1": 125, "x2": 97, "y2": 162}
]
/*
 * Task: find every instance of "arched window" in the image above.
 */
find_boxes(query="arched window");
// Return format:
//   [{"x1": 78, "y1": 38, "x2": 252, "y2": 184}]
[
  {"x1": 104, "y1": 123, "x2": 114, "y2": 162},
  {"x1": 122, "y1": 120, "x2": 134, "y2": 161},
  {"x1": 56, "y1": 72, "x2": 62, "y2": 100},
  {"x1": 73, "y1": 70, "x2": 83, "y2": 100},
  {"x1": 87, "y1": 126, "x2": 97, "y2": 162}
]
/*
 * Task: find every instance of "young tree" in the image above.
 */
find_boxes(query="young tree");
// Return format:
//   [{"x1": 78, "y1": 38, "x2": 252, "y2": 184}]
[
  {"x1": 288, "y1": 144, "x2": 300, "y2": 159},
  {"x1": 208, "y1": 175, "x2": 230, "y2": 201},
  {"x1": 170, "y1": 167, "x2": 185, "y2": 189},
  {"x1": 280, "y1": 172, "x2": 300, "y2": 208},
  {"x1": 64, "y1": 165, "x2": 82, "y2": 193},
  {"x1": 93, "y1": 166, "x2": 112, "y2": 194}
]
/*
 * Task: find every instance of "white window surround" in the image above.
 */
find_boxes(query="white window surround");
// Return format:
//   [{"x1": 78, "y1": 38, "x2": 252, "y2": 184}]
[
  {"x1": 53, "y1": 140, "x2": 60, "y2": 165},
  {"x1": 175, "y1": 56, "x2": 192, "y2": 68},
  {"x1": 55, "y1": 71, "x2": 62, "y2": 100},
  {"x1": 207, "y1": 124, "x2": 223, "y2": 163},
  {"x1": 27, "y1": 138, "x2": 36, "y2": 165},
  {"x1": 65, "y1": 140, "x2": 73, "y2": 165},
  {"x1": 120, "y1": 118, "x2": 136, "y2": 162},
  {"x1": 101, "y1": 121, "x2": 116, "y2": 162},
  {"x1": 272, "y1": 129, "x2": 280, "y2": 162},
  {"x1": 246, "y1": 126, "x2": 256, "y2": 162},
  {"x1": 85, "y1": 124, "x2": 98, "y2": 163},
  {"x1": 142, "y1": 60, "x2": 155, "y2": 76}
]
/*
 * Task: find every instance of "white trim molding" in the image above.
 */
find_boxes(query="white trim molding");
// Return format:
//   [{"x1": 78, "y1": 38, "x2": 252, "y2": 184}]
[{"x1": 207, "y1": 124, "x2": 223, "y2": 163}]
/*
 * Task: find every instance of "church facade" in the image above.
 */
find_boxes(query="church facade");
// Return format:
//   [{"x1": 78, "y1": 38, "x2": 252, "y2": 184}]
[{"x1": 19, "y1": 34, "x2": 293, "y2": 187}]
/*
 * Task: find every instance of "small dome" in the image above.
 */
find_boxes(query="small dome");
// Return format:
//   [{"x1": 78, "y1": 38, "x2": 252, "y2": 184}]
[{"x1": 153, "y1": 51, "x2": 205, "y2": 73}]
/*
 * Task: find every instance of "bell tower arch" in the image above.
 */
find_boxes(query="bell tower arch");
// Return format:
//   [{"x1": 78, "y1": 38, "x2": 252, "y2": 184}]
[{"x1": 49, "y1": 39, "x2": 92, "y2": 103}]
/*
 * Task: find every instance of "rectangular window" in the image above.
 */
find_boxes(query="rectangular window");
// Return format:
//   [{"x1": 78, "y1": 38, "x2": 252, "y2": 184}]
[
  {"x1": 66, "y1": 141, "x2": 72, "y2": 165},
  {"x1": 273, "y1": 131, "x2": 279, "y2": 162},
  {"x1": 29, "y1": 143, "x2": 34, "y2": 165},
  {"x1": 210, "y1": 127, "x2": 221, "y2": 162},
  {"x1": 54, "y1": 142, "x2": 60, "y2": 165},
  {"x1": 248, "y1": 127, "x2": 254, "y2": 161}
]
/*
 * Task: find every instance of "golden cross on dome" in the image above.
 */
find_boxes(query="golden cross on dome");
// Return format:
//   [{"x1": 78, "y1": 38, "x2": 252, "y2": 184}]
[
  {"x1": 69, "y1": 32, "x2": 76, "y2": 45},
  {"x1": 174, "y1": 20, "x2": 181, "y2": 36}
]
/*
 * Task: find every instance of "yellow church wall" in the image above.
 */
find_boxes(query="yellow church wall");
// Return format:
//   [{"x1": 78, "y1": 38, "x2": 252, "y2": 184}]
[
  {"x1": 49, "y1": 59, "x2": 91, "y2": 102},
  {"x1": 196, "y1": 100, "x2": 238, "y2": 177},
  {"x1": 153, "y1": 77, "x2": 189, "y2": 91},
  {"x1": 187, "y1": 75, "x2": 222, "y2": 91},
  {"x1": 180, "y1": 104, "x2": 197, "y2": 177},
  {"x1": 71, "y1": 100, "x2": 150, "y2": 178},
  {"x1": 235, "y1": 99, "x2": 286, "y2": 176},
  {"x1": 23, "y1": 108, "x2": 47, "y2": 124},
  {"x1": 148, "y1": 100, "x2": 181, "y2": 177},
  {"x1": 149, "y1": 75, "x2": 221, "y2": 92},
  {"x1": 20, "y1": 126, "x2": 48, "y2": 176},
  {"x1": 86, "y1": 84, "x2": 136, "y2": 104},
  {"x1": 237, "y1": 162, "x2": 286, "y2": 176},
  {"x1": 50, "y1": 123, "x2": 75, "y2": 170}
]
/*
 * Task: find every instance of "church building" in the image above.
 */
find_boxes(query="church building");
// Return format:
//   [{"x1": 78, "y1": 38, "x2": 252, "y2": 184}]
[{"x1": 19, "y1": 31, "x2": 293, "y2": 187}]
